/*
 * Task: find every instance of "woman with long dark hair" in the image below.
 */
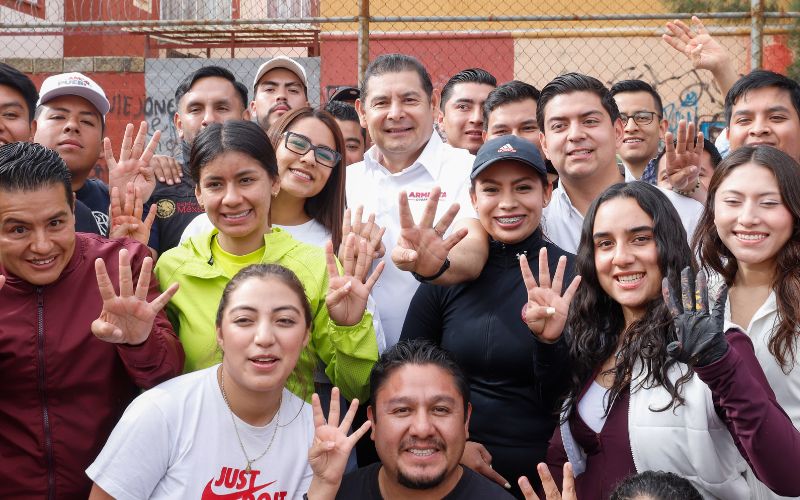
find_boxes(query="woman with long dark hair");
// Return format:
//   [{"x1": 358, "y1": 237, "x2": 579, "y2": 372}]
[
  {"x1": 533, "y1": 182, "x2": 800, "y2": 498},
  {"x1": 694, "y1": 145, "x2": 800, "y2": 429}
]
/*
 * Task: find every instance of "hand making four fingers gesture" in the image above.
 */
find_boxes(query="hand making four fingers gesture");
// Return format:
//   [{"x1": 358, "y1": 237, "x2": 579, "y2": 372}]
[
  {"x1": 107, "y1": 121, "x2": 161, "y2": 203},
  {"x1": 326, "y1": 234, "x2": 384, "y2": 326},
  {"x1": 520, "y1": 247, "x2": 581, "y2": 343},
  {"x1": 391, "y1": 186, "x2": 468, "y2": 277},
  {"x1": 307, "y1": 387, "x2": 371, "y2": 498},
  {"x1": 339, "y1": 205, "x2": 386, "y2": 262},
  {"x1": 92, "y1": 248, "x2": 179, "y2": 345},
  {"x1": 108, "y1": 182, "x2": 156, "y2": 246},
  {"x1": 664, "y1": 120, "x2": 707, "y2": 202}
]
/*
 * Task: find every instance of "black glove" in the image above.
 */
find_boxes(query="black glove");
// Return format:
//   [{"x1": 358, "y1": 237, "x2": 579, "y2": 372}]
[{"x1": 662, "y1": 267, "x2": 729, "y2": 367}]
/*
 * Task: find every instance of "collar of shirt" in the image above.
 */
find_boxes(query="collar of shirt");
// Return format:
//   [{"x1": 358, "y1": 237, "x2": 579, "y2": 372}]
[
  {"x1": 363, "y1": 132, "x2": 448, "y2": 178},
  {"x1": 619, "y1": 155, "x2": 658, "y2": 185}
]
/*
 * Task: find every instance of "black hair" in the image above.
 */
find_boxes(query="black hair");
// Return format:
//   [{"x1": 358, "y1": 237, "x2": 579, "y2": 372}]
[
  {"x1": 0, "y1": 142, "x2": 73, "y2": 207},
  {"x1": 564, "y1": 182, "x2": 693, "y2": 419},
  {"x1": 610, "y1": 471, "x2": 703, "y2": 500},
  {"x1": 537, "y1": 73, "x2": 620, "y2": 131},
  {"x1": 361, "y1": 54, "x2": 433, "y2": 101},
  {"x1": 609, "y1": 79, "x2": 665, "y2": 116},
  {"x1": 725, "y1": 70, "x2": 800, "y2": 126},
  {"x1": 0, "y1": 62, "x2": 38, "y2": 122},
  {"x1": 175, "y1": 65, "x2": 249, "y2": 110},
  {"x1": 324, "y1": 100, "x2": 367, "y2": 142},
  {"x1": 482, "y1": 80, "x2": 541, "y2": 129},
  {"x1": 189, "y1": 120, "x2": 278, "y2": 184},
  {"x1": 369, "y1": 339, "x2": 470, "y2": 418},
  {"x1": 440, "y1": 68, "x2": 497, "y2": 111}
]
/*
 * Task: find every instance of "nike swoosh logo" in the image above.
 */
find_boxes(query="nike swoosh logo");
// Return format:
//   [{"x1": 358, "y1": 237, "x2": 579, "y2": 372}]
[{"x1": 201, "y1": 479, "x2": 276, "y2": 499}]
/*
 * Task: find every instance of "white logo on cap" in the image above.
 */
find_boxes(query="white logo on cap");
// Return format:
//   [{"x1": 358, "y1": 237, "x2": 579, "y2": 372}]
[
  {"x1": 58, "y1": 76, "x2": 92, "y2": 88},
  {"x1": 497, "y1": 143, "x2": 516, "y2": 153}
]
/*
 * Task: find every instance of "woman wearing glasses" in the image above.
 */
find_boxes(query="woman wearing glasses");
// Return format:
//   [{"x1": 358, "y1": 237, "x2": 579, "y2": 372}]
[{"x1": 155, "y1": 120, "x2": 383, "y2": 405}]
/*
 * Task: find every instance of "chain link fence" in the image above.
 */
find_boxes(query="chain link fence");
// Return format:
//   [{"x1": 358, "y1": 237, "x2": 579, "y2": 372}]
[{"x1": 2, "y1": 0, "x2": 798, "y2": 165}]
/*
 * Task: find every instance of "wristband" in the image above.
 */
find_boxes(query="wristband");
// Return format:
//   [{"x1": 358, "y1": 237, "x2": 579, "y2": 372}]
[
  {"x1": 411, "y1": 257, "x2": 451, "y2": 283},
  {"x1": 672, "y1": 177, "x2": 701, "y2": 197}
]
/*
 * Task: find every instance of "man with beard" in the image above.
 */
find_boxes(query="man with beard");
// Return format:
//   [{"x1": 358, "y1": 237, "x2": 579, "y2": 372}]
[
  {"x1": 333, "y1": 340, "x2": 514, "y2": 499},
  {"x1": 250, "y1": 56, "x2": 310, "y2": 130}
]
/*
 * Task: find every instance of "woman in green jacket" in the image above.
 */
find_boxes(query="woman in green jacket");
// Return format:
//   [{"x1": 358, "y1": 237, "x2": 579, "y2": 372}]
[{"x1": 155, "y1": 120, "x2": 383, "y2": 403}]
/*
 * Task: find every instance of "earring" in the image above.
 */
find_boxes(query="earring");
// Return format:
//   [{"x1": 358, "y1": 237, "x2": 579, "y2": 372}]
[{"x1": 272, "y1": 191, "x2": 278, "y2": 198}]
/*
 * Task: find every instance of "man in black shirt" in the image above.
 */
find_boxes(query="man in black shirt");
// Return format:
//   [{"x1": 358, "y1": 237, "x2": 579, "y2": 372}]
[
  {"x1": 334, "y1": 340, "x2": 513, "y2": 499},
  {"x1": 33, "y1": 72, "x2": 110, "y2": 235},
  {"x1": 146, "y1": 66, "x2": 250, "y2": 254}
]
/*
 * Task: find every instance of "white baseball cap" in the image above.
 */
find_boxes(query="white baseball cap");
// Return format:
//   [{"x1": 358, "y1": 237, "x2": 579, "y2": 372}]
[
  {"x1": 37, "y1": 72, "x2": 110, "y2": 116},
  {"x1": 253, "y1": 56, "x2": 308, "y2": 91}
]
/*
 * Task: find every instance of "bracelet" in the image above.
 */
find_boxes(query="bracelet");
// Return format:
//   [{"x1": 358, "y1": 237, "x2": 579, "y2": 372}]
[
  {"x1": 672, "y1": 177, "x2": 701, "y2": 197},
  {"x1": 411, "y1": 257, "x2": 451, "y2": 283}
]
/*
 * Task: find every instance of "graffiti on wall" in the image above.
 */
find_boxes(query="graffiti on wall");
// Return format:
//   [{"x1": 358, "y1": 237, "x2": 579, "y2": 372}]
[{"x1": 607, "y1": 64, "x2": 726, "y2": 142}]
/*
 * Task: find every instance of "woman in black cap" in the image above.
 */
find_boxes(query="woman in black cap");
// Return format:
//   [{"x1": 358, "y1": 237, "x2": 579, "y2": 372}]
[{"x1": 400, "y1": 134, "x2": 577, "y2": 498}]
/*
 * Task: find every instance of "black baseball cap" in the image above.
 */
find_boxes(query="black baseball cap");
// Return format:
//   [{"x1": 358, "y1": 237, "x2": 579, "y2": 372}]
[
  {"x1": 329, "y1": 86, "x2": 360, "y2": 103},
  {"x1": 471, "y1": 135, "x2": 547, "y2": 180}
]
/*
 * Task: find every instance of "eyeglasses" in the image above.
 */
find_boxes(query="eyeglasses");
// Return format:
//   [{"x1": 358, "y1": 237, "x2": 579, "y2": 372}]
[
  {"x1": 283, "y1": 131, "x2": 341, "y2": 168},
  {"x1": 619, "y1": 111, "x2": 661, "y2": 126}
]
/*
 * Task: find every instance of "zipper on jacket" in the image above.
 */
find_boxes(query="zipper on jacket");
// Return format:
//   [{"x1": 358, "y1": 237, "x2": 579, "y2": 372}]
[{"x1": 36, "y1": 287, "x2": 55, "y2": 500}]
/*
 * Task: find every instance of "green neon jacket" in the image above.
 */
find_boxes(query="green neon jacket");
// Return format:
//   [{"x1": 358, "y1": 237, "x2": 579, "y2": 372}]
[{"x1": 154, "y1": 227, "x2": 377, "y2": 402}]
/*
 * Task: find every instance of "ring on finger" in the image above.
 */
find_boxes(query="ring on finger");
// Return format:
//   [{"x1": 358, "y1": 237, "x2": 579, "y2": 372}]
[{"x1": 433, "y1": 227, "x2": 444, "y2": 237}]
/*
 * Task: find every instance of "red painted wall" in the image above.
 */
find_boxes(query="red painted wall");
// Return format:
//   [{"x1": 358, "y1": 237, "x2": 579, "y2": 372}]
[{"x1": 320, "y1": 35, "x2": 514, "y2": 99}]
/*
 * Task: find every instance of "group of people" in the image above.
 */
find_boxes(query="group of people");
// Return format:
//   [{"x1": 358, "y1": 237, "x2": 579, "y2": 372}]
[{"x1": 1, "y1": 15, "x2": 799, "y2": 500}]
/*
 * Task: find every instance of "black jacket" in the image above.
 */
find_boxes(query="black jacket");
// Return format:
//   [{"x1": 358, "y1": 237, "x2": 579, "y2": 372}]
[{"x1": 401, "y1": 229, "x2": 574, "y2": 448}]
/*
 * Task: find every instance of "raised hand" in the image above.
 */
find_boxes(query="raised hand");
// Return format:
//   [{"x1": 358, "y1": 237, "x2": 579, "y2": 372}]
[
  {"x1": 391, "y1": 186, "x2": 468, "y2": 276},
  {"x1": 307, "y1": 387, "x2": 371, "y2": 497},
  {"x1": 662, "y1": 267, "x2": 729, "y2": 367},
  {"x1": 664, "y1": 120, "x2": 706, "y2": 201},
  {"x1": 339, "y1": 205, "x2": 386, "y2": 262},
  {"x1": 519, "y1": 463, "x2": 577, "y2": 500},
  {"x1": 662, "y1": 16, "x2": 738, "y2": 94},
  {"x1": 326, "y1": 235, "x2": 384, "y2": 326},
  {"x1": 107, "y1": 122, "x2": 161, "y2": 203},
  {"x1": 92, "y1": 248, "x2": 179, "y2": 345},
  {"x1": 461, "y1": 441, "x2": 511, "y2": 489},
  {"x1": 0, "y1": 275, "x2": 5, "y2": 291},
  {"x1": 150, "y1": 154, "x2": 183, "y2": 185},
  {"x1": 108, "y1": 182, "x2": 156, "y2": 246},
  {"x1": 520, "y1": 248, "x2": 581, "y2": 343}
]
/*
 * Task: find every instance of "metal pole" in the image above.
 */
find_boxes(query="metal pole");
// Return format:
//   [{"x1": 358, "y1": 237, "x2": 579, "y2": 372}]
[
  {"x1": 358, "y1": 0, "x2": 369, "y2": 84},
  {"x1": 751, "y1": 0, "x2": 764, "y2": 70}
]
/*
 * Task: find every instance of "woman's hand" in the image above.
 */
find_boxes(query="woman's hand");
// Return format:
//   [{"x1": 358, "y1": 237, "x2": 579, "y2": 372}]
[
  {"x1": 663, "y1": 267, "x2": 729, "y2": 367},
  {"x1": 108, "y1": 182, "x2": 156, "y2": 246},
  {"x1": 664, "y1": 120, "x2": 706, "y2": 203},
  {"x1": 91, "y1": 248, "x2": 178, "y2": 345},
  {"x1": 519, "y1": 463, "x2": 577, "y2": 500},
  {"x1": 460, "y1": 441, "x2": 511, "y2": 489},
  {"x1": 326, "y1": 235, "x2": 384, "y2": 326},
  {"x1": 307, "y1": 387, "x2": 371, "y2": 499},
  {"x1": 520, "y1": 248, "x2": 581, "y2": 343},
  {"x1": 339, "y1": 206, "x2": 386, "y2": 260}
]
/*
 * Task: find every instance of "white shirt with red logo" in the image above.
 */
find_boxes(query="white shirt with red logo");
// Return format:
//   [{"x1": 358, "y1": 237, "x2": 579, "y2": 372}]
[
  {"x1": 346, "y1": 133, "x2": 476, "y2": 347},
  {"x1": 87, "y1": 365, "x2": 313, "y2": 500}
]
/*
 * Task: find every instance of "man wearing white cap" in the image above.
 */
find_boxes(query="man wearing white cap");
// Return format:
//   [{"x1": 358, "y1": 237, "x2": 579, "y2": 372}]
[
  {"x1": 34, "y1": 72, "x2": 110, "y2": 234},
  {"x1": 250, "y1": 55, "x2": 309, "y2": 130}
]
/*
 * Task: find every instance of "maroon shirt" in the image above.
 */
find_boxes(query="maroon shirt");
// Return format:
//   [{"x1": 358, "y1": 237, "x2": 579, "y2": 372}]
[{"x1": 546, "y1": 330, "x2": 800, "y2": 498}]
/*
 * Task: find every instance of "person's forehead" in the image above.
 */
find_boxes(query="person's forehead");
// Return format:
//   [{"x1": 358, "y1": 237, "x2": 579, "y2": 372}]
[
  {"x1": 184, "y1": 76, "x2": 242, "y2": 103},
  {"x1": 545, "y1": 90, "x2": 608, "y2": 120},
  {"x1": 0, "y1": 184, "x2": 71, "y2": 217},
  {"x1": 613, "y1": 90, "x2": 658, "y2": 111},
  {"x1": 41, "y1": 94, "x2": 101, "y2": 117},
  {"x1": 447, "y1": 82, "x2": 494, "y2": 102},
  {"x1": 734, "y1": 85, "x2": 796, "y2": 112},
  {"x1": 366, "y1": 70, "x2": 426, "y2": 97},
  {"x1": 489, "y1": 99, "x2": 538, "y2": 123},
  {"x1": 376, "y1": 364, "x2": 462, "y2": 405},
  {"x1": 0, "y1": 83, "x2": 28, "y2": 109},
  {"x1": 258, "y1": 67, "x2": 303, "y2": 86}
]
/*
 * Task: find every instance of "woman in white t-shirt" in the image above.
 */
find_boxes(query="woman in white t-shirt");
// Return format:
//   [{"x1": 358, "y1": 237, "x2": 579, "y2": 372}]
[
  {"x1": 694, "y1": 145, "x2": 800, "y2": 431},
  {"x1": 87, "y1": 263, "x2": 369, "y2": 500}
]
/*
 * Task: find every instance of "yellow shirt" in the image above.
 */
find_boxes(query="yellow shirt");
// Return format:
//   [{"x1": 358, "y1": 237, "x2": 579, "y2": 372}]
[{"x1": 210, "y1": 235, "x2": 265, "y2": 278}]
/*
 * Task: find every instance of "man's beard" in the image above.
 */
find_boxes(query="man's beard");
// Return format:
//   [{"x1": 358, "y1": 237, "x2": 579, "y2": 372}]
[{"x1": 397, "y1": 468, "x2": 448, "y2": 490}]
